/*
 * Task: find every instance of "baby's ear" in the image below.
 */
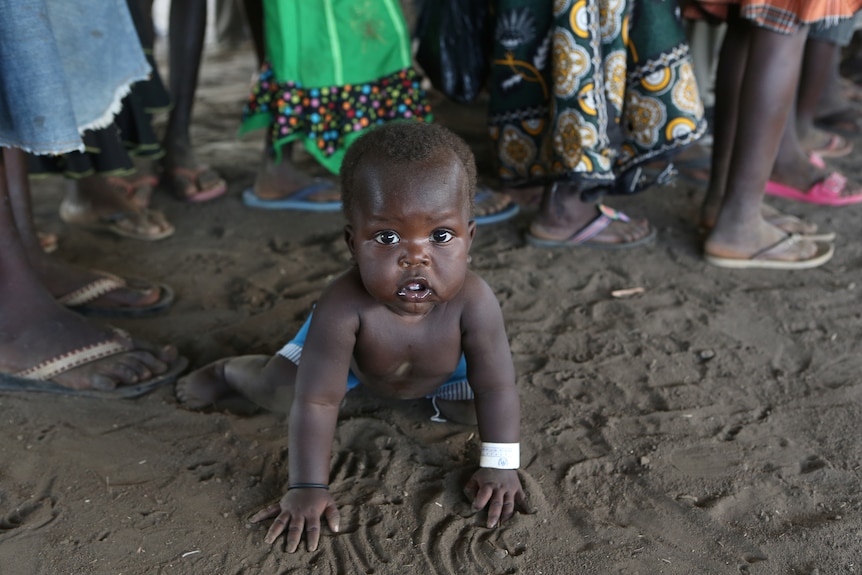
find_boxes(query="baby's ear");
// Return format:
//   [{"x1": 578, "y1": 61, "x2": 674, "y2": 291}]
[
  {"x1": 344, "y1": 225, "x2": 356, "y2": 256},
  {"x1": 467, "y1": 220, "x2": 477, "y2": 242}
]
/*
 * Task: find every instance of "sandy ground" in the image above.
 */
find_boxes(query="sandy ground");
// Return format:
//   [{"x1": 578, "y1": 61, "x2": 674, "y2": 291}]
[{"x1": 2, "y1": 42, "x2": 862, "y2": 575}]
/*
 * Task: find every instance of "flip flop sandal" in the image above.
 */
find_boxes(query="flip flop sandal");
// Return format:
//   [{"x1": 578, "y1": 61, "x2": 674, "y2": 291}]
[
  {"x1": 704, "y1": 234, "x2": 834, "y2": 270},
  {"x1": 57, "y1": 273, "x2": 174, "y2": 318},
  {"x1": 525, "y1": 204, "x2": 656, "y2": 250},
  {"x1": 241, "y1": 181, "x2": 342, "y2": 211},
  {"x1": 38, "y1": 231, "x2": 59, "y2": 253},
  {"x1": 803, "y1": 130, "x2": 853, "y2": 158},
  {"x1": 763, "y1": 213, "x2": 835, "y2": 242},
  {"x1": 59, "y1": 198, "x2": 175, "y2": 241},
  {"x1": 0, "y1": 338, "x2": 188, "y2": 399},
  {"x1": 163, "y1": 166, "x2": 228, "y2": 203},
  {"x1": 106, "y1": 175, "x2": 158, "y2": 208},
  {"x1": 473, "y1": 186, "x2": 519, "y2": 225},
  {"x1": 765, "y1": 172, "x2": 862, "y2": 206}
]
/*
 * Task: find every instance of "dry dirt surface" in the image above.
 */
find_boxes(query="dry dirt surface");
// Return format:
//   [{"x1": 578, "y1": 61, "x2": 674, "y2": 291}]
[{"x1": 2, "y1": 44, "x2": 861, "y2": 575}]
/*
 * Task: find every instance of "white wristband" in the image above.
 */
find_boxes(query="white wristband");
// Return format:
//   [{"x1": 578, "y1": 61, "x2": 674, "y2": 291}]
[{"x1": 479, "y1": 442, "x2": 520, "y2": 469}]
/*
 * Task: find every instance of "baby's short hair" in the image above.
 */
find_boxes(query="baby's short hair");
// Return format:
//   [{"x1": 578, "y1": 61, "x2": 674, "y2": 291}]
[{"x1": 340, "y1": 121, "x2": 477, "y2": 219}]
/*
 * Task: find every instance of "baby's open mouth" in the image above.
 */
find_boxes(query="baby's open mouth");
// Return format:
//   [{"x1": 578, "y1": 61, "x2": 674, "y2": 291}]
[{"x1": 397, "y1": 280, "x2": 432, "y2": 299}]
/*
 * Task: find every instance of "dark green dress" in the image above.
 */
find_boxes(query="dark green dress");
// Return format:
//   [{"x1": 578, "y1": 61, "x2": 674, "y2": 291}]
[{"x1": 489, "y1": 0, "x2": 707, "y2": 199}]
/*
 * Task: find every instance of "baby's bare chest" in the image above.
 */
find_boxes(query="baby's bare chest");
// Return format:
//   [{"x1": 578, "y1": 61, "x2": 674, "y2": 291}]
[{"x1": 352, "y1": 314, "x2": 463, "y2": 385}]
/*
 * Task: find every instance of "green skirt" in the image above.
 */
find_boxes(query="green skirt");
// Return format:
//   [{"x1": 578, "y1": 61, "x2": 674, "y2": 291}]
[
  {"x1": 489, "y1": 0, "x2": 707, "y2": 198},
  {"x1": 240, "y1": 0, "x2": 432, "y2": 174}
]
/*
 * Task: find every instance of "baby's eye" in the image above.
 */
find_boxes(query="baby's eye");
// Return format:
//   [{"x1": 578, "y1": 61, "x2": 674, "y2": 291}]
[
  {"x1": 431, "y1": 229, "x2": 454, "y2": 243},
  {"x1": 374, "y1": 230, "x2": 400, "y2": 245}
]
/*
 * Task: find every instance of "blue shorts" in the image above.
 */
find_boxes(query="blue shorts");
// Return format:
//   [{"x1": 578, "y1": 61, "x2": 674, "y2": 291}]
[{"x1": 277, "y1": 313, "x2": 474, "y2": 401}]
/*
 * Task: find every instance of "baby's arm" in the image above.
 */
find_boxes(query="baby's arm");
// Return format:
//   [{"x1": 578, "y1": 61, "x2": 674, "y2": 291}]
[
  {"x1": 460, "y1": 275, "x2": 526, "y2": 527},
  {"x1": 251, "y1": 288, "x2": 360, "y2": 551}
]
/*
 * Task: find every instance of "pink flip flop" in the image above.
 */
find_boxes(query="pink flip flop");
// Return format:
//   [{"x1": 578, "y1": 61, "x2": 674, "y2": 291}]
[{"x1": 765, "y1": 172, "x2": 862, "y2": 206}]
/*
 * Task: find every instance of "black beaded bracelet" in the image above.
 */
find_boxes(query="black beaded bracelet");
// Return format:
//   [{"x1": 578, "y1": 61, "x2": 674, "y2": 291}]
[{"x1": 287, "y1": 483, "x2": 330, "y2": 491}]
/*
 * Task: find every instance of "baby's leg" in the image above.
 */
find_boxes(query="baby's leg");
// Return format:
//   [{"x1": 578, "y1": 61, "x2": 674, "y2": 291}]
[
  {"x1": 176, "y1": 354, "x2": 297, "y2": 412},
  {"x1": 434, "y1": 399, "x2": 477, "y2": 426}
]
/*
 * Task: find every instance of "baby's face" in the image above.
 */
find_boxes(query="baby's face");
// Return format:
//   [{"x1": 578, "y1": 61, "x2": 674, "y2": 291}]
[{"x1": 345, "y1": 148, "x2": 475, "y2": 317}]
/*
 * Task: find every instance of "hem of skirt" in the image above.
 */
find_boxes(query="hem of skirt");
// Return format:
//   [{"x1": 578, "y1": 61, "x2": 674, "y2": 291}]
[
  {"x1": 28, "y1": 167, "x2": 135, "y2": 180},
  {"x1": 2, "y1": 140, "x2": 85, "y2": 155},
  {"x1": 78, "y1": 65, "x2": 152, "y2": 134}
]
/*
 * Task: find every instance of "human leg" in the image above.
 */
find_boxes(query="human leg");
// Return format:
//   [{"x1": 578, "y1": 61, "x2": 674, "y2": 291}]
[
  {"x1": 699, "y1": 15, "x2": 749, "y2": 229},
  {"x1": 809, "y1": 15, "x2": 862, "y2": 136},
  {"x1": 160, "y1": 0, "x2": 227, "y2": 202},
  {"x1": 0, "y1": 149, "x2": 181, "y2": 394},
  {"x1": 796, "y1": 37, "x2": 854, "y2": 153},
  {"x1": 243, "y1": 0, "x2": 264, "y2": 66},
  {"x1": 175, "y1": 354, "x2": 297, "y2": 412},
  {"x1": 6, "y1": 149, "x2": 172, "y2": 316},
  {"x1": 704, "y1": 21, "x2": 829, "y2": 266}
]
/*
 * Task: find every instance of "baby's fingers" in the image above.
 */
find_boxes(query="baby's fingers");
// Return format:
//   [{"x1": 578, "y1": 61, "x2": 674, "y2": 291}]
[
  {"x1": 302, "y1": 517, "x2": 322, "y2": 552},
  {"x1": 483, "y1": 490, "x2": 508, "y2": 529},
  {"x1": 324, "y1": 501, "x2": 341, "y2": 534},
  {"x1": 497, "y1": 491, "x2": 519, "y2": 525},
  {"x1": 264, "y1": 513, "x2": 290, "y2": 545},
  {"x1": 470, "y1": 484, "x2": 493, "y2": 513},
  {"x1": 514, "y1": 488, "x2": 534, "y2": 515},
  {"x1": 250, "y1": 503, "x2": 281, "y2": 524},
  {"x1": 284, "y1": 516, "x2": 305, "y2": 552}
]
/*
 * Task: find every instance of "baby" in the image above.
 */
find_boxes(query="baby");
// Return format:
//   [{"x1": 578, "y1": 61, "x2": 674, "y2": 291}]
[{"x1": 176, "y1": 121, "x2": 525, "y2": 552}]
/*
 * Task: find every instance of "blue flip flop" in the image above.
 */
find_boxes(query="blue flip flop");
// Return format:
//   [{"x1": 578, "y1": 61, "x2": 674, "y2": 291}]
[
  {"x1": 473, "y1": 187, "x2": 520, "y2": 225},
  {"x1": 242, "y1": 181, "x2": 342, "y2": 212}
]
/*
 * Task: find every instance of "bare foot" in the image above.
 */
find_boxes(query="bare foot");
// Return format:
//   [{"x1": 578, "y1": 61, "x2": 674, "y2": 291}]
[
  {"x1": 175, "y1": 359, "x2": 233, "y2": 409},
  {"x1": 30, "y1": 256, "x2": 164, "y2": 313},
  {"x1": 474, "y1": 187, "x2": 513, "y2": 217},
  {"x1": 704, "y1": 219, "x2": 820, "y2": 263},
  {"x1": 503, "y1": 185, "x2": 543, "y2": 208},
  {"x1": 62, "y1": 175, "x2": 174, "y2": 240},
  {"x1": 530, "y1": 183, "x2": 652, "y2": 246},
  {"x1": 160, "y1": 142, "x2": 227, "y2": 202},
  {"x1": 760, "y1": 204, "x2": 835, "y2": 241},
  {"x1": 175, "y1": 355, "x2": 293, "y2": 412},
  {"x1": 770, "y1": 155, "x2": 862, "y2": 203},
  {"x1": 798, "y1": 127, "x2": 852, "y2": 158},
  {"x1": 702, "y1": 203, "x2": 823, "y2": 237},
  {"x1": 252, "y1": 150, "x2": 339, "y2": 202},
  {"x1": 0, "y1": 302, "x2": 178, "y2": 392}
]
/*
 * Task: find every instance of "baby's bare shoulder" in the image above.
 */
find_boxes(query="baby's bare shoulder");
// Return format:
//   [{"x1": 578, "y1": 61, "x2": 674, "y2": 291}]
[
  {"x1": 312, "y1": 269, "x2": 372, "y2": 322},
  {"x1": 459, "y1": 271, "x2": 498, "y2": 304}
]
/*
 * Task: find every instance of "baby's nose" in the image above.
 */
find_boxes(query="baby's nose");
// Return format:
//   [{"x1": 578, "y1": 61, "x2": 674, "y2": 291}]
[{"x1": 399, "y1": 243, "x2": 430, "y2": 267}]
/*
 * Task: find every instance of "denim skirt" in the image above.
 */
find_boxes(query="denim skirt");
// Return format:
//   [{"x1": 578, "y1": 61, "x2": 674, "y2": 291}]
[{"x1": 0, "y1": 0, "x2": 150, "y2": 154}]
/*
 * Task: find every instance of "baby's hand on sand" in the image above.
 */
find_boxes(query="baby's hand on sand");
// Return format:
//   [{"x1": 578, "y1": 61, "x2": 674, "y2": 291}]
[
  {"x1": 464, "y1": 468, "x2": 526, "y2": 528},
  {"x1": 250, "y1": 489, "x2": 340, "y2": 552}
]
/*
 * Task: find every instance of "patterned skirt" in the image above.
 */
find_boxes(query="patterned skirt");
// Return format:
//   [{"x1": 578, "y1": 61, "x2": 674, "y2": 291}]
[
  {"x1": 239, "y1": 0, "x2": 432, "y2": 175},
  {"x1": 688, "y1": 0, "x2": 862, "y2": 34},
  {"x1": 488, "y1": 0, "x2": 707, "y2": 199}
]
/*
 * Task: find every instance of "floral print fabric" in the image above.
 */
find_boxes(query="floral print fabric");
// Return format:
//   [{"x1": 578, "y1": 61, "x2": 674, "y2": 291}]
[{"x1": 489, "y1": 0, "x2": 707, "y2": 197}]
